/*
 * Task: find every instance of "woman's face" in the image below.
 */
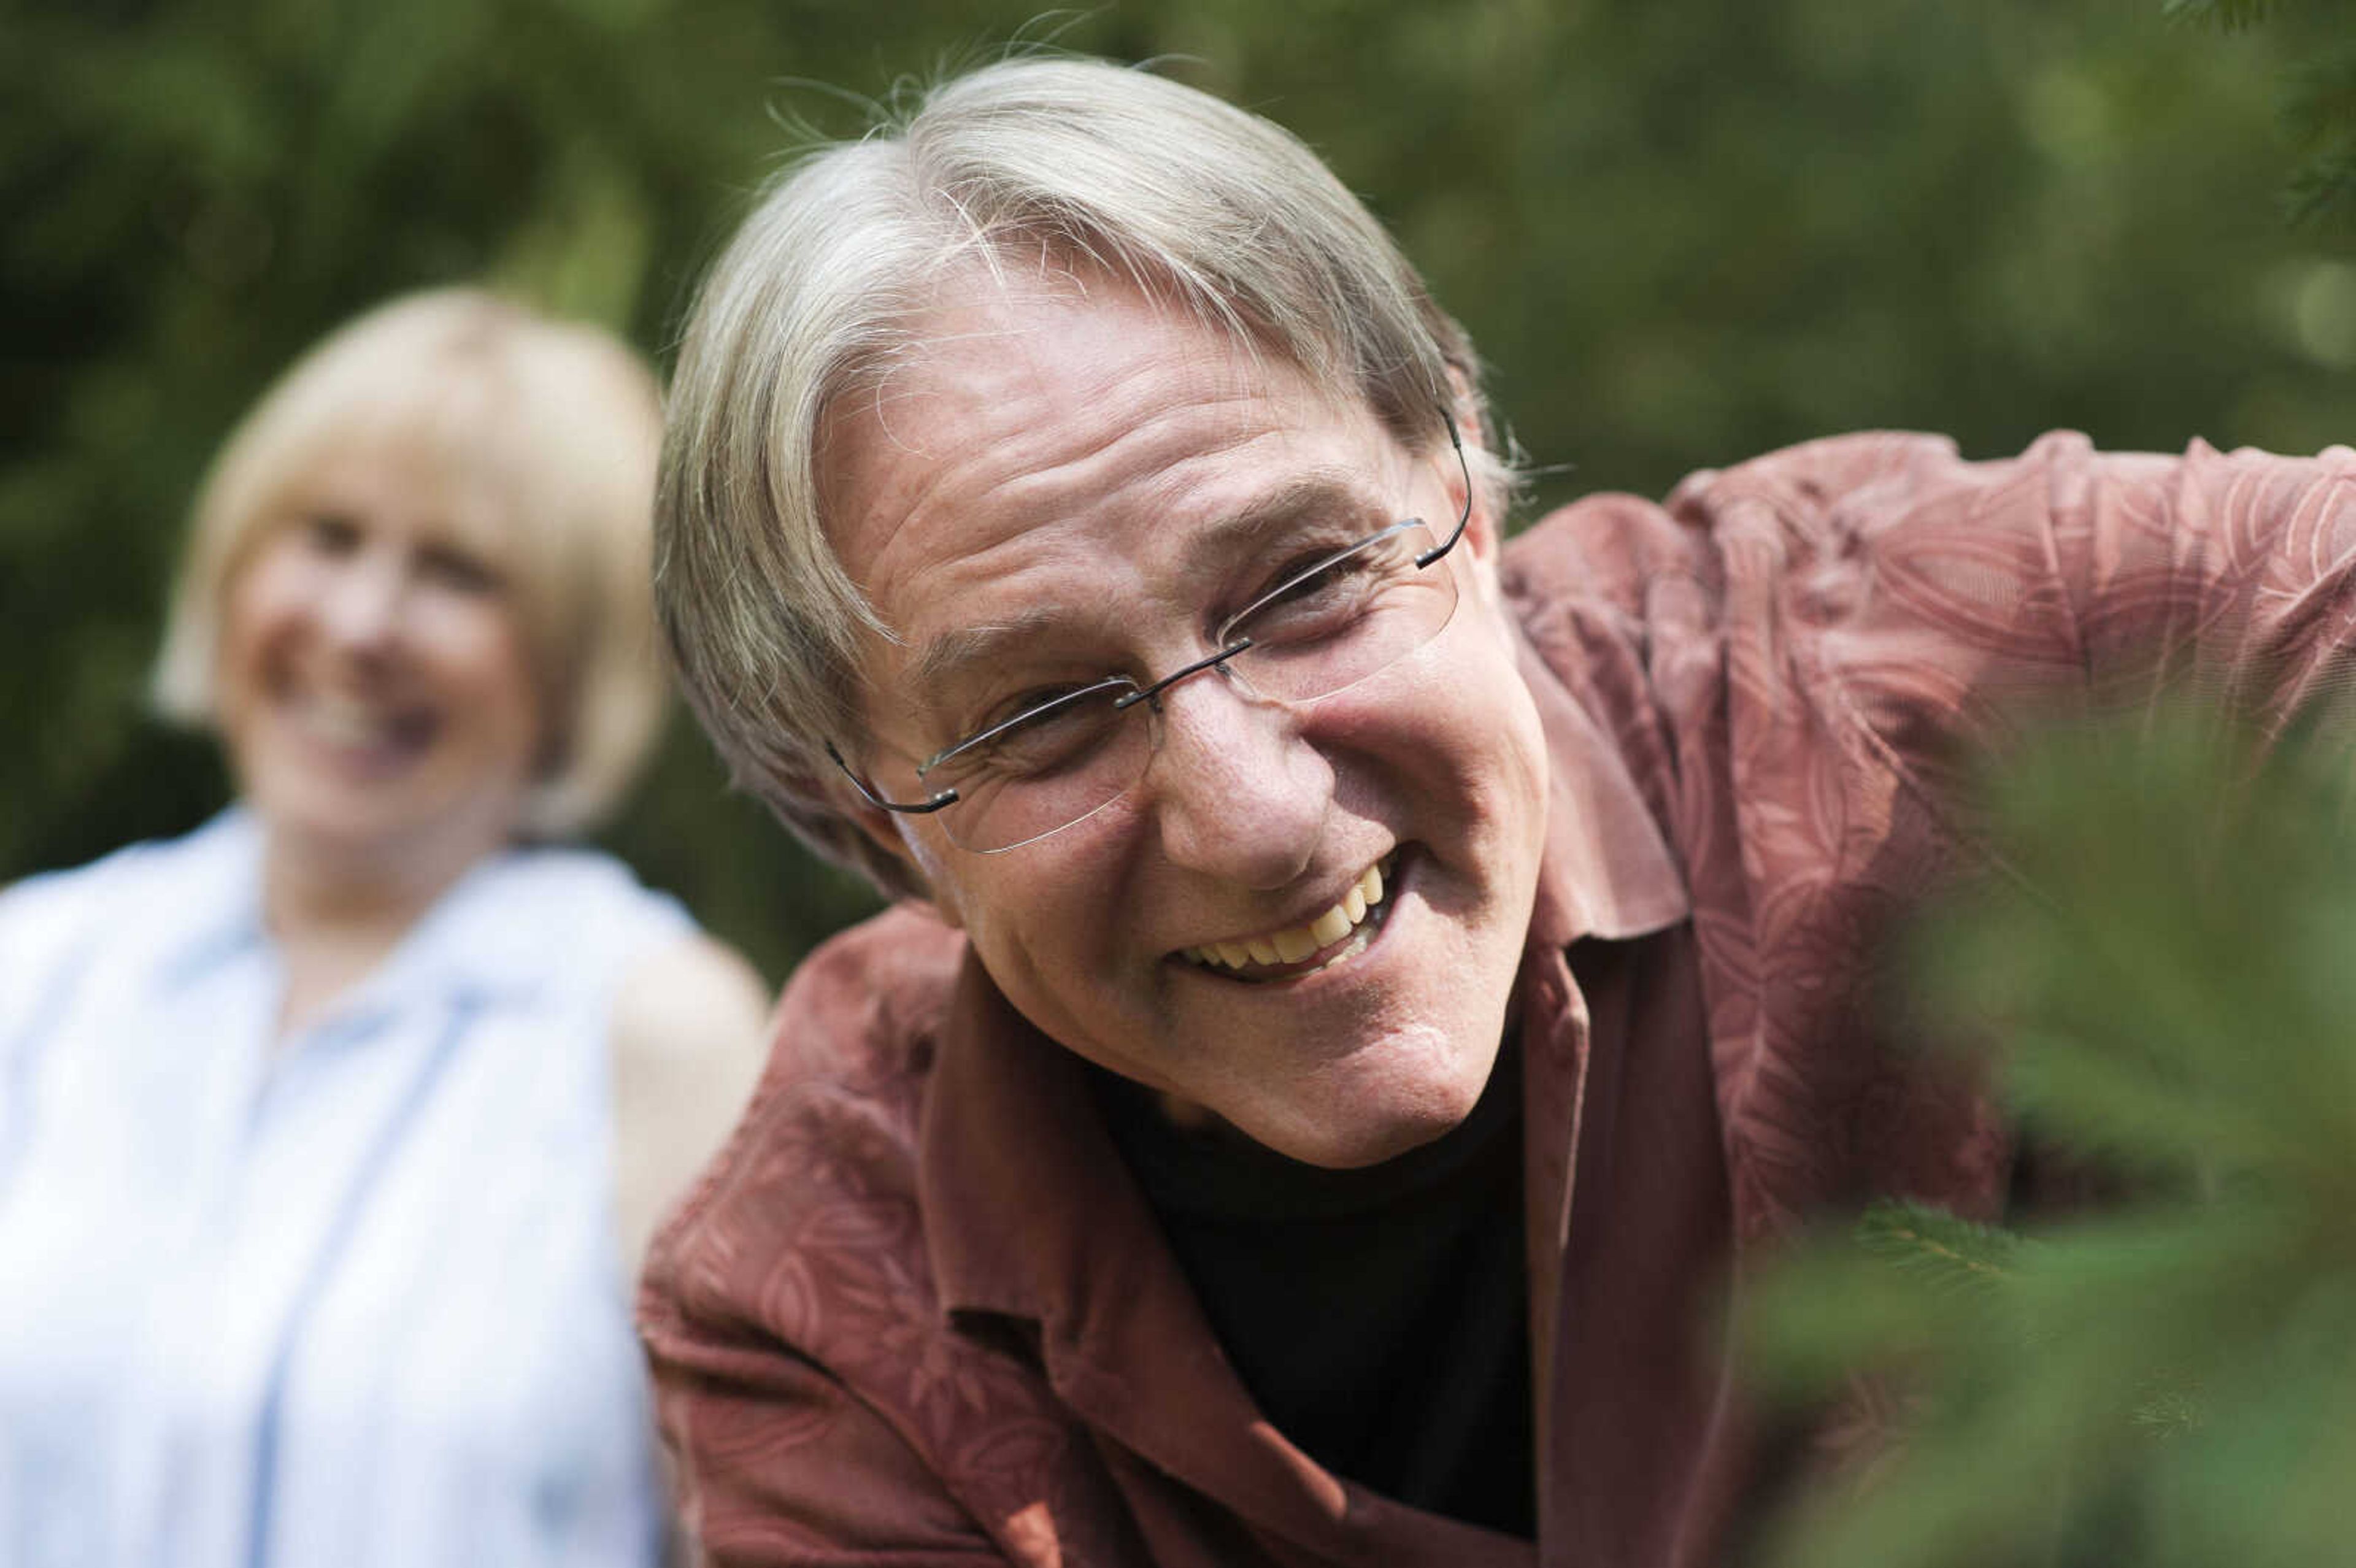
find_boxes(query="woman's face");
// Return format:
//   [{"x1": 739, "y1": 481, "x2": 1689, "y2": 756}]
[{"x1": 217, "y1": 447, "x2": 544, "y2": 886}]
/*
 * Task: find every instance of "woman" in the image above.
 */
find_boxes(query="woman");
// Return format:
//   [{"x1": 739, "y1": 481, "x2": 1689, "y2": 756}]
[{"x1": 0, "y1": 290, "x2": 769, "y2": 1566}]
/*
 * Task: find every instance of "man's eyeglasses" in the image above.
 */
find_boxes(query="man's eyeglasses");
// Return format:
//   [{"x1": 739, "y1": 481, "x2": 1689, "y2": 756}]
[{"x1": 830, "y1": 415, "x2": 1472, "y2": 853}]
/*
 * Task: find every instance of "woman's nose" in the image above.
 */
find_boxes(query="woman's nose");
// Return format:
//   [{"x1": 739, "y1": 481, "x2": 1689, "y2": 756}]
[{"x1": 316, "y1": 550, "x2": 407, "y2": 653}]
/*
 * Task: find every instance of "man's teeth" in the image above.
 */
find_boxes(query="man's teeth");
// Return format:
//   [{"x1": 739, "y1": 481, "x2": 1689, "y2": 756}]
[{"x1": 1184, "y1": 858, "x2": 1387, "y2": 974}]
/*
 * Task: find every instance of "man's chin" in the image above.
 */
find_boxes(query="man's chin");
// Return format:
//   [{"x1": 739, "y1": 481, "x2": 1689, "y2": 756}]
[{"x1": 1227, "y1": 1067, "x2": 1495, "y2": 1170}]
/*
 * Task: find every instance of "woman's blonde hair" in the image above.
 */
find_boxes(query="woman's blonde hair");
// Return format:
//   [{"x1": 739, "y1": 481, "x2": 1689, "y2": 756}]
[
  {"x1": 658, "y1": 56, "x2": 1509, "y2": 899},
  {"x1": 153, "y1": 287, "x2": 668, "y2": 837}
]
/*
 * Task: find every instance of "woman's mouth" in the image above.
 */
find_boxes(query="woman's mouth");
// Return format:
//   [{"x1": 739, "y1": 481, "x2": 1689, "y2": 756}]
[
  {"x1": 287, "y1": 691, "x2": 437, "y2": 770},
  {"x1": 1177, "y1": 852, "x2": 1399, "y2": 983}
]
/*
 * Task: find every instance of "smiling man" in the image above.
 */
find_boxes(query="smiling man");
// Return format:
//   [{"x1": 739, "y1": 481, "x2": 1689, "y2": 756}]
[
  {"x1": 641, "y1": 56, "x2": 2356, "y2": 1568},
  {"x1": 818, "y1": 280, "x2": 1548, "y2": 1172}
]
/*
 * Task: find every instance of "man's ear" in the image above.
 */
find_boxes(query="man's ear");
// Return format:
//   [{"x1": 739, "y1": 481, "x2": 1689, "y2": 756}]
[{"x1": 1441, "y1": 365, "x2": 1503, "y2": 563}]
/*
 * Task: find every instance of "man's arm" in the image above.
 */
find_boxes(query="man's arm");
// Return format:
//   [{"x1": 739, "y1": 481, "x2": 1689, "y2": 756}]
[
  {"x1": 1728, "y1": 432, "x2": 2356, "y2": 761},
  {"x1": 641, "y1": 1307, "x2": 1006, "y2": 1567},
  {"x1": 1511, "y1": 429, "x2": 2356, "y2": 1236}
]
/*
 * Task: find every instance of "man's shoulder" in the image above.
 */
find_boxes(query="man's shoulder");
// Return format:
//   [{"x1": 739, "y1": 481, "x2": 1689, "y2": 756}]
[
  {"x1": 640, "y1": 901, "x2": 964, "y2": 1337},
  {"x1": 1660, "y1": 428, "x2": 1974, "y2": 513},
  {"x1": 1502, "y1": 477, "x2": 1700, "y2": 626},
  {"x1": 1502, "y1": 430, "x2": 1985, "y2": 605},
  {"x1": 757, "y1": 898, "x2": 967, "y2": 1090},
  {"x1": 634, "y1": 904, "x2": 1115, "y2": 1560},
  {"x1": 1497, "y1": 429, "x2": 2130, "y2": 696}
]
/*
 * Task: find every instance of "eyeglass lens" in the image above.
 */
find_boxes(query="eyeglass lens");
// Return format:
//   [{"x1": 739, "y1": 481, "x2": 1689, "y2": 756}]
[{"x1": 907, "y1": 515, "x2": 1460, "y2": 852}]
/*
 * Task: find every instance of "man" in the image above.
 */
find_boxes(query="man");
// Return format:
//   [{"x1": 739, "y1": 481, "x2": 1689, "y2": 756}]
[{"x1": 641, "y1": 55, "x2": 2356, "y2": 1567}]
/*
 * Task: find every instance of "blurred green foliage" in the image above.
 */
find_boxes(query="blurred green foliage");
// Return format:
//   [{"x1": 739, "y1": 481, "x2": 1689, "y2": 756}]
[
  {"x1": 2169, "y1": 0, "x2": 2356, "y2": 226},
  {"x1": 1746, "y1": 709, "x2": 2356, "y2": 1567},
  {"x1": 6, "y1": 1, "x2": 2352, "y2": 983}
]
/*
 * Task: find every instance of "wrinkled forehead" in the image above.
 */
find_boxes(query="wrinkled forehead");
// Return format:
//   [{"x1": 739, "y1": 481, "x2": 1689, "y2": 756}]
[{"x1": 815, "y1": 273, "x2": 1401, "y2": 612}]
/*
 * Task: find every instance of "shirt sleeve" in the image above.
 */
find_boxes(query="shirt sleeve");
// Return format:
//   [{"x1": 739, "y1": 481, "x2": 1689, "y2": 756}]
[
  {"x1": 0, "y1": 861, "x2": 117, "y2": 1186},
  {"x1": 1676, "y1": 431, "x2": 2356, "y2": 807},
  {"x1": 2067, "y1": 436, "x2": 2356, "y2": 724}
]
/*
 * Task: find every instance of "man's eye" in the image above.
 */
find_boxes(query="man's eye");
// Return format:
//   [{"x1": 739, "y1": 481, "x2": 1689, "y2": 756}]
[
  {"x1": 973, "y1": 683, "x2": 1091, "y2": 736},
  {"x1": 949, "y1": 687, "x2": 1123, "y2": 780},
  {"x1": 1235, "y1": 548, "x2": 1387, "y2": 641},
  {"x1": 1267, "y1": 553, "x2": 1365, "y2": 605}
]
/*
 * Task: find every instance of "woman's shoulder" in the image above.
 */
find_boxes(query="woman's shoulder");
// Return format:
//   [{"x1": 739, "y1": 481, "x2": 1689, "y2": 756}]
[
  {"x1": 482, "y1": 842, "x2": 690, "y2": 935},
  {"x1": 436, "y1": 842, "x2": 694, "y2": 987},
  {"x1": 0, "y1": 813, "x2": 261, "y2": 1058},
  {"x1": 1, "y1": 813, "x2": 258, "y2": 964}
]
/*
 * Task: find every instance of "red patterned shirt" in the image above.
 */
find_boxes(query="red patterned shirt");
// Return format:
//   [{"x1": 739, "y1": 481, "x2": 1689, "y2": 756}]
[{"x1": 641, "y1": 431, "x2": 2356, "y2": 1567}]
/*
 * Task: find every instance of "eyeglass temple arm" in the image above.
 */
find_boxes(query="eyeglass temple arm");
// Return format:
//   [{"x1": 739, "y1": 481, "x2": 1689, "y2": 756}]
[
  {"x1": 1413, "y1": 409, "x2": 1473, "y2": 570},
  {"x1": 826, "y1": 740, "x2": 959, "y2": 816}
]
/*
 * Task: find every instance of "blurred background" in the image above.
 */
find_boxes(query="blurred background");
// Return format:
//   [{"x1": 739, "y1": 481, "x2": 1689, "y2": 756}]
[{"x1": 6, "y1": 0, "x2": 2350, "y2": 985}]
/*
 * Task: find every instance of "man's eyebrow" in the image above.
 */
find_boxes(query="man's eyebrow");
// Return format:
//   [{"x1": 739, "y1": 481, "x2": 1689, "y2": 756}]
[
  {"x1": 903, "y1": 466, "x2": 1385, "y2": 694},
  {"x1": 1180, "y1": 466, "x2": 1384, "y2": 567},
  {"x1": 906, "y1": 608, "x2": 1066, "y2": 695}
]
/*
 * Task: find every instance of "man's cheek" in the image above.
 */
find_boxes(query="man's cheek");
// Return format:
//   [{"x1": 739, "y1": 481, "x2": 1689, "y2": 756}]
[
  {"x1": 898, "y1": 827, "x2": 971, "y2": 932},
  {"x1": 1459, "y1": 569, "x2": 1520, "y2": 656}
]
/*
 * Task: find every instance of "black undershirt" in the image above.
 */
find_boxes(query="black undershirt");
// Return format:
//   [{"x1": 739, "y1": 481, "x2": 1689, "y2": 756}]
[{"x1": 1084, "y1": 1037, "x2": 1535, "y2": 1540}]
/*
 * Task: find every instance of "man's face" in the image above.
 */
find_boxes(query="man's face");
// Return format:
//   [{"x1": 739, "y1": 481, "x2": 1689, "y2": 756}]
[{"x1": 826, "y1": 278, "x2": 1549, "y2": 1168}]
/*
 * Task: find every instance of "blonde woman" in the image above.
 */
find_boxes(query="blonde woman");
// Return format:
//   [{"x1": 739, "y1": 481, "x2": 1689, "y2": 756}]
[{"x1": 0, "y1": 290, "x2": 768, "y2": 1567}]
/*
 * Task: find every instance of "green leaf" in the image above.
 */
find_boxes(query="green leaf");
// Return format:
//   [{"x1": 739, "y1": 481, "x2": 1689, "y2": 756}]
[
  {"x1": 1751, "y1": 709, "x2": 2356, "y2": 1566},
  {"x1": 1852, "y1": 1201, "x2": 2023, "y2": 1297}
]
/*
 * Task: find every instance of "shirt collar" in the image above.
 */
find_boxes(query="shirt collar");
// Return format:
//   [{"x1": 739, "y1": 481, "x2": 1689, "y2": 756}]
[
  {"x1": 151, "y1": 808, "x2": 272, "y2": 991},
  {"x1": 920, "y1": 950, "x2": 1139, "y2": 1326},
  {"x1": 1511, "y1": 621, "x2": 1690, "y2": 950},
  {"x1": 919, "y1": 953, "x2": 1531, "y2": 1558},
  {"x1": 152, "y1": 807, "x2": 543, "y2": 1012},
  {"x1": 390, "y1": 847, "x2": 562, "y2": 1005}
]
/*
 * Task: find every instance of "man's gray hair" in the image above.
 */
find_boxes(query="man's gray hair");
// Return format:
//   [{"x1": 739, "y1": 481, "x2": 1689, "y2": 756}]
[{"x1": 658, "y1": 55, "x2": 1507, "y2": 899}]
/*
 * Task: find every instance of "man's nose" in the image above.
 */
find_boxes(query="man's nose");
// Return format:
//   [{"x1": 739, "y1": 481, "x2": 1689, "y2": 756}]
[{"x1": 1142, "y1": 674, "x2": 1333, "y2": 890}]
